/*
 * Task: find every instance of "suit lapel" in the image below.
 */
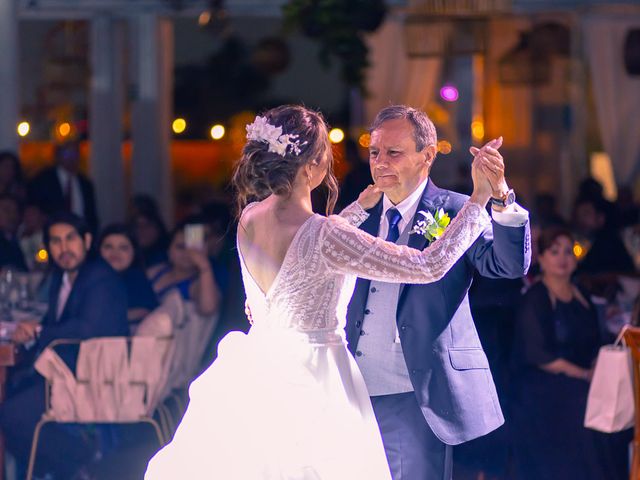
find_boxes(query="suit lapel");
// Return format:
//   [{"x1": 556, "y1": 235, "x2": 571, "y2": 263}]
[
  {"x1": 50, "y1": 168, "x2": 65, "y2": 203},
  {"x1": 47, "y1": 270, "x2": 63, "y2": 324},
  {"x1": 56, "y1": 262, "x2": 88, "y2": 322}
]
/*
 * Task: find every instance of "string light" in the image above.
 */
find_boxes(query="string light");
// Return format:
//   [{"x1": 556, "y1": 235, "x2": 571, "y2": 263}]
[
  {"x1": 198, "y1": 11, "x2": 211, "y2": 26},
  {"x1": 210, "y1": 124, "x2": 225, "y2": 140},
  {"x1": 36, "y1": 249, "x2": 48, "y2": 263},
  {"x1": 172, "y1": 118, "x2": 187, "y2": 134},
  {"x1": 471, "y1": 120, "x2": 484, "y2": 141},
  {"x1": 17, "y1": 122, "x2": 30, "y2": 137},
  {"x1": 440, "y1": 85, "x2": 459, "y2": 102},
  {"x1": 329, "y1": 128, "x2": 345, "y2": 144},
  {"x1": 437, "y1": 140, "x2": 452, "y2": 154},
  {"x1": 58, "y1": 122, "x2": 71, "y2": 138}
]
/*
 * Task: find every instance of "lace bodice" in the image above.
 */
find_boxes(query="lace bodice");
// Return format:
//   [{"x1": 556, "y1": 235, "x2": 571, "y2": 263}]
[{"x1": 237, "y1": 201, "x2": 490, "y2": 334}]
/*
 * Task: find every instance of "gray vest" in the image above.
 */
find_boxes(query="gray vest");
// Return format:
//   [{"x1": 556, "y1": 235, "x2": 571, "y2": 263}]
[{"x1": 355, "y1": 223, "x2": 414, "y2": 396}]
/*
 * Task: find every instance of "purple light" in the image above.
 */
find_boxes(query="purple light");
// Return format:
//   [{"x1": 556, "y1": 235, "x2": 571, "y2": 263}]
[{"x1": 440, "y1": 85, "x2": 459, "y2": 102}]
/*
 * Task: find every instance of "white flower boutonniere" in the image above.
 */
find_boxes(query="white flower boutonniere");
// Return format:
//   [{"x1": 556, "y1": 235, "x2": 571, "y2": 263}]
[{"x1": 410, "y1": 208, "x2": 451, "y2": 242}]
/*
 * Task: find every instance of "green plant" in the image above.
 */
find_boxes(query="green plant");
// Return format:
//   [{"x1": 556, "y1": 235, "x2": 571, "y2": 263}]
[{"x1": 283, "y1": 0, "x2": 387, "y2": 92}]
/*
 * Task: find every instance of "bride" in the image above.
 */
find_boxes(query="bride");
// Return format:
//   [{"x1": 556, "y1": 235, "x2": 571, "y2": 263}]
[{"x1": 145, "y1": 105, "x2": 494, "y2": 479}]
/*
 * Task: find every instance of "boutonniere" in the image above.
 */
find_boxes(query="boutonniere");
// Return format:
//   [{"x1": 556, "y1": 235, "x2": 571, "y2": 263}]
[{"x1": 410, "y1": 208, "x2": 451, "y2": 242}]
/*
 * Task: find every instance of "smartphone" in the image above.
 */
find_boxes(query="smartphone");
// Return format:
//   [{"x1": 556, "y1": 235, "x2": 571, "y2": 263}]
[{"x1": 184, "y1": 223, "x2": 205, "y2": 251}]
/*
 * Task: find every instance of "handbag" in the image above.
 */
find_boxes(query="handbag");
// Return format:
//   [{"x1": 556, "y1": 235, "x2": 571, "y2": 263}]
[{"x1": 584, "y1": 327, "x2": 635, "y2": 433}]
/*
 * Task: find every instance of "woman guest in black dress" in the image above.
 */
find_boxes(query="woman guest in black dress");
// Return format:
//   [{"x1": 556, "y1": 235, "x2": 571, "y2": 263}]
[
  {"x1": 98, "y1": 224, "x2": 159, "y2": 329},
  {"x1": 510, "y1": 227, "x2": 610, "y2": 480}
]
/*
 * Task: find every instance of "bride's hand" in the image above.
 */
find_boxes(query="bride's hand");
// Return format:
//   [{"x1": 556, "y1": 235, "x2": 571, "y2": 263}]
[
  {"x1": 245, "y1": 300, "x2": 254, "y2": 325},
  {"x1": 357, "y1": 184, "x2": 382, "y2": 210},
  {"x1": 470, "y1": 137, "x2": 508, "y2": 198},
  {"x1": 469, "y1": 156, "x2": 493, "y2": 207}
]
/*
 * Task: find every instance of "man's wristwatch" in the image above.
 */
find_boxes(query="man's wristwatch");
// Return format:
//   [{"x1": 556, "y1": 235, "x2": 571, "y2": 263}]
[{"x1": 490, "y1": 188, "x2": 516, "y2": 208}]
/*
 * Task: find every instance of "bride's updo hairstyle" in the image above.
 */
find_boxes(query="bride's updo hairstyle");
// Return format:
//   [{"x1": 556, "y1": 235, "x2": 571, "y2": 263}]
[{"x1": 233, "y1": 105, "x2": 339, "y2": 215}]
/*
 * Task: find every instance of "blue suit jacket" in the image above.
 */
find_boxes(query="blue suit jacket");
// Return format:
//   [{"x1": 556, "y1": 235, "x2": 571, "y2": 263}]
[
  {"x1": 38, "y1": 258, "x2": 129, "y2": 354},
  {"x1": 345, "y1": 180, "x2": 531, "y2": 445}
]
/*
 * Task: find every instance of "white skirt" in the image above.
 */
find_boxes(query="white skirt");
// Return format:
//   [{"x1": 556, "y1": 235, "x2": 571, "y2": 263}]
[{"x1": 144, "y1": 327, "x2": 392, "y2": 479}]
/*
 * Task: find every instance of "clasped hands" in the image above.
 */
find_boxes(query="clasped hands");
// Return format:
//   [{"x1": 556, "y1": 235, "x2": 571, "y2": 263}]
[
  {"x1": 470, "y1": 136, "x2": 510, "y2": 207},
  {"x1": 12, "y1": 320, "x2": 41, "y2": 344}
]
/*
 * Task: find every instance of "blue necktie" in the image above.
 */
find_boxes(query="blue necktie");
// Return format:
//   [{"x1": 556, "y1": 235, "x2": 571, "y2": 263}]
[{"x1": 385, "y1": 208, "x2": 402, "y2": 243}]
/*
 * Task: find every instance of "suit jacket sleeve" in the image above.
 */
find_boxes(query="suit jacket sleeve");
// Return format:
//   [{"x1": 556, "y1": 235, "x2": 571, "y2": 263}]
[
  {"x1": 465, "y1": 217, "x2": 531, "y2": 279},
  {"x1": 37, "y1": 273, "x2": 128, "y2": 348}
]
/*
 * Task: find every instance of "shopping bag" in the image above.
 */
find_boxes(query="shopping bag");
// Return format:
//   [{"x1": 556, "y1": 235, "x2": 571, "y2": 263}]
[{"x1": 584, "y1": 329, "x2": 634, "y2": 433}]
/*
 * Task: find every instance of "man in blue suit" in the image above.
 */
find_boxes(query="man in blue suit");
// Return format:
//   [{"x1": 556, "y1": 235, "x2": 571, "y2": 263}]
[
  {"x1": 0, "y1": 212, "x2": 128, "y2": 478},
  {"x1": 345, "y1": 105, "x2": 531, "y2": 479}
]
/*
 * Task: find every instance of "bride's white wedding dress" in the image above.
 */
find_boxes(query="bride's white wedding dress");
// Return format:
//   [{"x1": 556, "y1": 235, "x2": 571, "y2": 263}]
[{"x1": 144, "y1": 201, "x2": 490, "y2": 479}]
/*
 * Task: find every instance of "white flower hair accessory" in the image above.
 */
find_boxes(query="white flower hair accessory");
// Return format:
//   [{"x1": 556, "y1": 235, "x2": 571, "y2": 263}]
[{"x1": 246, "y1": 115, "x2": 305, "y2": 157}]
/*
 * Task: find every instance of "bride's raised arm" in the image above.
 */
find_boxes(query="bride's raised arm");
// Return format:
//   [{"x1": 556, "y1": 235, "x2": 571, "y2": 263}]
[
  {"x1": 320, "y1": 200, "x2": 490, "y2": 285},
  {"x1": 326, "y1": 144, "x2": 496, "y2": 284}
]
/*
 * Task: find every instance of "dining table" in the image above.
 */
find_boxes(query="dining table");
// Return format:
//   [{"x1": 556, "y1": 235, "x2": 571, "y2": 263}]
[
  {"x1": 0, "y1": 342, "x2": 19, "y2": 480},
  {"x1": 0, "y1": 301, "x2": 45, "y2": 480}
]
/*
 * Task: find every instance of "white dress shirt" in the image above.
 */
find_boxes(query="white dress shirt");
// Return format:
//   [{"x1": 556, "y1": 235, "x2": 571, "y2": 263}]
[
  {"x1": 56, "y1": 167, "x2": 85, "y2": 218},
  {"x1": 56, "y1": 272, "x2": 73, "y2": 320}
]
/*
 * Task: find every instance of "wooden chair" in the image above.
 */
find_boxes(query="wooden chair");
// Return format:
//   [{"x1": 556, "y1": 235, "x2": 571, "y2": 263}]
[
  {"x1": 26, "y1": 336, "x2": 171, "y2": 480},
  {"x1": 623, "y1": 326, "x2": 640, "y2": 480},
  {"x1": 26, "y1": 291, "x2": 183, "y2": 480}
]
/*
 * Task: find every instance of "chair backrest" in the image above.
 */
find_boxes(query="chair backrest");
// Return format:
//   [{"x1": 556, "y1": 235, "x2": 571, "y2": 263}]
[
  {"x1": 623, "y1": 325, "x2": 640, "y2": 478},
  {"x1": 625, "y1": 326, "x2": 640, "y2": 397},
  {"x1": 133, "y1": 290, "x2": 183, "y2": 410},
  {"x1": 34, "y1": 293, "x2": 186, "y2": 423},
  {"x1": 182, "y1": 302, "x2": 220, "y2": 381},
  {"x1": 36, "y1": 337, "x2": 131, "y2": 422},
  {"x1": 167, "y1": 301, "x2": 219, "y2": 390},
  {"x1": 136, "y1": 290, "x2": 183, "y2": 338}
]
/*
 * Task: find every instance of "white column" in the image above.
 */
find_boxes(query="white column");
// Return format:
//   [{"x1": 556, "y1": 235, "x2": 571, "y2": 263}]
[
  {"x1": 0, "y1": 0, "x2": 19, "y2": 152},
  {"x1": 565, "y1": 14, "x2": 589, "y2": 217},
  {"x1": 130, "y1": 14, "x2": 174, "y2": 226},
  {"x1": 89, "y1": 14, "x2": 126, "y2": 227}
]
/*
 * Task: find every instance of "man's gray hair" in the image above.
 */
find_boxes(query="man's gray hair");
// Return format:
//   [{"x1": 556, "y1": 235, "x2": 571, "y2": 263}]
[{"x1": 370, "y1": 105, "x2": 437, "y2": 152}]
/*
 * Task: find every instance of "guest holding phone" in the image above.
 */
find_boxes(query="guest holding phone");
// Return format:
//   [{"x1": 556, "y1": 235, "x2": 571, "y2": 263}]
[{"x1": 147, "y1": 217, "x2": 221, "y2": 316}]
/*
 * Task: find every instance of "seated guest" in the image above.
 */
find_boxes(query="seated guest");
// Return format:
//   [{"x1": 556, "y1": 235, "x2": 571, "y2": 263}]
[
  {"x1": 127, "y1": 193, "x2": 161, "y2": 220},
  {"x1": 573, "y1": 197, "x2": 634, "y2": 275},
  {"x1": 510, "y1": 227, "x2": 619, "y2": 480},
  {"x1": 533, "y1": 193, "x2": 567, "y2": 228},
  {"x1": 147, "y1": 218, "x2": 220, "y2": 316},
  {"x1": 201, "y1": 199, "x2": 235, "y2": 292},
  {"x1": 98, "y1": 223, "x2": 159, "y2": 328},
  {"x1": 130, "y1": 209, "x2": 169, "y2": 268},
  {"x1": 0, "y1": 194, "x2": 27, "y2": 271},
  {"x1": 0, "y1": 150, "x2": 26, "y2": 200},
  {"x1": 0, "y1": 212, "x2": 128, "y2": 478},
  {"x1": 18, "y1": 202, "x2": 47, "y2": 271}
]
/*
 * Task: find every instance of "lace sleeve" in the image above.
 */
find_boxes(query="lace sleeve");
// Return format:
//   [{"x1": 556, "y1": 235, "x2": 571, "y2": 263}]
[
  {"x1": 319, "y1": 201, "x2": 490, "y2": 284},
  {"x1": 337, "y1": 201, "x2": 369, "y2": 227}
]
